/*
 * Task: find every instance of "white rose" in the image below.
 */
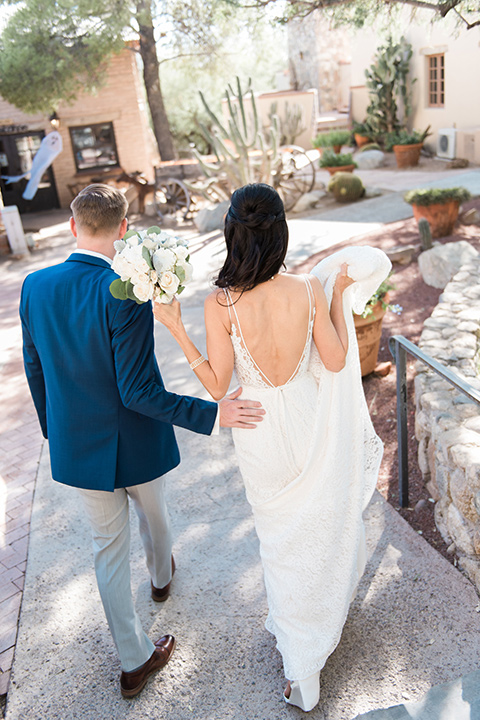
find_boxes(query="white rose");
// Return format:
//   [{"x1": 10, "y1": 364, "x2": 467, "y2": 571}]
[
  {"x1": 112, "y1": 253, "x2": 134, "y2": 281},
  {"x1": 142, "y1": 237, "x2": 157, "y2": 251},
  {"x1": 182, "y1": 261, "x2": 193, "y2": 283},
  {"x1": 156, "y1": 292, "x2": 174, "y2": 304},
  {"x1": 125, "y1": 233, "x2": 140, "y2": 246},
  {"x1": 159, "y1": 271, "x2": 180, "y2": 295},
  {"x1": 124, "y1": 245, "x2": 150, "y2": 274},
  {"x1": 153, "y1": 247, "x2": 176, "y2": 274},
  {"x1": 149, "y1": 270, "x2": 158, "y2": 283},
  {"x1": 133, "y1": 278, "x2": 154, "y2": 302},
  {"x1": 113, "y1": 240, "x2": 126, "y2": 252},
  {"x1": 130, "y1": 268, "x2": 149, "y2": 286},
  {"x1": 174, "y1": 245, "x2": 189, "y2": 262}
]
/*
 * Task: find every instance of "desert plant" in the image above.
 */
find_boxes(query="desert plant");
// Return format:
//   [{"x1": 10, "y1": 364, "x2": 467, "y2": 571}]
[
  {"x1": 189, "y1": 77, "x2": 281, "y2": 197},
  {"x1": 418, "y1": 218, "x2": 433, "y2": 251},
  {"x1": 359, "y1": 274, "x2": 402, "y2": 318},
  {"x1": 352, "y1": 121, "x2": 372, "y2": 136},
  {"x1": 384, "y1": 127, "x2": 431, "y2": 151},
  {"x1": 404, "y1": 187, "x2": 471, "y2": 206},
  {"x1": 328, "y1": 172, "x2": 364, "y2": 202},
  {"x1": 364, "y1": 36, "x2": 415, "y2": 137},
  {"x1": 313, "y1": 129, "x2": 352, "y2": 149},
  {"x1": 358, "y1": 143, "x2": 382, "y2": 153},
  {"x1": 319, "y1": 150, "x2": 356, "y2": 168},
  {"x1": 269, "y1": 101, "x2": 306, "y2": 145}
]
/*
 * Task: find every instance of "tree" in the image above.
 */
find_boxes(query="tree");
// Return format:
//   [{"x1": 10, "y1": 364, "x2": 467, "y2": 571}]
[
  {"x1": 250, "y1": 0, "x2": 480, "y2": 30},
  {"x1": 0, "y1": 0, "x2": 235, "y2": 160}
]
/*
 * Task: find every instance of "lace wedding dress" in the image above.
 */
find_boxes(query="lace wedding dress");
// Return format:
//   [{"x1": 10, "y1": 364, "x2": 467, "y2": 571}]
[{"x1": 228, "y1": 246, "x2": 390, "y2": 687}]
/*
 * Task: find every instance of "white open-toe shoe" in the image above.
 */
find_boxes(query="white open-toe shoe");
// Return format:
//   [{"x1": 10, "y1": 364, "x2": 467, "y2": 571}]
[{"x1": 283, "y1": 672, "x2": 320, "y2": 712}]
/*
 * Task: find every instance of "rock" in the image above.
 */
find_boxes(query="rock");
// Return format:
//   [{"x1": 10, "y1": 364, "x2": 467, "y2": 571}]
[
  {"x1": 373, "y1": 361, "x2": 391, "y2": 377},
  {"x1": 313, "y1": 177, "x2": 326, "y2": 191},
  {"x1": 193, "y1": 200, "x2": 230, "y2": 233},
  {"x1": 460, "y1": 208, "x2": 480, "y2": 225},
  {"x1": 446, "y1": 157, "x2": 469, "y2": 169},
  {"x1": 385, "y1": 244, "x2": 417, "y2": 265},
  {"x1": 417, "y1": 240, "x2": 479, "y2": 289},
  {"x1": 414, "y1": 498, "x2": 428, "y2": 513},
  {"x1": 354, "y1": 149, "x2": 385, "y2": 169},
  {"x1": 363, "y1": 187, "x2": 383, "y2": 199},
  {"x1": 291, "y1": 191, "x2": 324, "y2": 213}
]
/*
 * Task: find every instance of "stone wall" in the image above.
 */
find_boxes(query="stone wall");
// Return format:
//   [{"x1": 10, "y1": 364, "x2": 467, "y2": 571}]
[{"x1": 415, "y1": 257, "x2": 480, "y2": 591}]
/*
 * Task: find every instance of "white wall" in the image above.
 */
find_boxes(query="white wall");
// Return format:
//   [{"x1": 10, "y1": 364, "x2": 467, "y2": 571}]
[{"x1": 349, "y1": 9, "x2": 480, "y2": 160}]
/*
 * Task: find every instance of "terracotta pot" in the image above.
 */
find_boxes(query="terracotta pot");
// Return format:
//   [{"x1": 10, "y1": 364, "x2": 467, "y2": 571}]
[
  {"x1": 393, "y1": 143, "x2": 422, "y2": 168},
  {"x1": 411, "y1": 200, "x2": 460, "y2": 238},
  {"x1": 354, "y1": 134, "x2": 371, "y2": 148},
  {"x1": 332, "y1": 144, "x2": 342, "y2": 154},
  {"x1": 353, "y1": 298, "x2": 388, "y2": 377},
  {"x1": 325, "y1": 164, "x2": 356, "y2": 176}
]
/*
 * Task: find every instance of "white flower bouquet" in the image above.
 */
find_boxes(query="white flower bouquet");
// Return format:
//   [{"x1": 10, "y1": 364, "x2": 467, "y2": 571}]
[{"x1": 110, "y1": 226, "x2": 193, "y2": 304}]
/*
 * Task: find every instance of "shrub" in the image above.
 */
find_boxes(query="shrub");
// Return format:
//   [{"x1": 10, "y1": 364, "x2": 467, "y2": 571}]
[
  {"x1": 404, "y1": 187, "x2": 471, "y2": 206},
  {"x1": 319, "y1": 150, "x2": 356, "y2": 168},
  {"x1": 313, "y1": 129, "x2": 352, "y2": 149},
  {"x1": 353, "y1": 121, "x2": 372, "y2": 136},
  {"x1": 384, "y1": 127, "x2": 431, "y2": 151}
]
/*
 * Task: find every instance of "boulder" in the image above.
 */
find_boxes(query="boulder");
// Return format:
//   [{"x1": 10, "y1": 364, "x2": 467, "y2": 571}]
[
  {"x1": 418, "y1": 241, "x2": 479, "y2": 289},
  {"x1": 354, "y1": 149, "x2": 385, "y2": 170},
  {"x1": 193, "y1": 200, "x2": 230, "y2": 233},
  {"x1": 385, "y1": 244, "x2": 417, "y2": 265},
  {"x1": 460, "y1": 208, "x2": 480, "y2": 226},
  {"x1": 291, "y1": 191, "x2": 325, "y2": 213}
]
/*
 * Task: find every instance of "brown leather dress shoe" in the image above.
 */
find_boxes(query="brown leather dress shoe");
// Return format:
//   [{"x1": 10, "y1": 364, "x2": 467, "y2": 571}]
[
  {"x1": 151, "y1": 555, "x2": 176, "y2": 602},
  {"x1": 120, "y1": 634, "x2": 176, "y2": 698}
]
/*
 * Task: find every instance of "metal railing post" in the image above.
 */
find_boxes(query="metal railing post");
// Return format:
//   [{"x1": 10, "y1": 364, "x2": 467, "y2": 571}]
[
  {"x1": 395, "y1": 339, "x2": 409, "y2": 507},
  {"x1": 389, "y1": 334, "x2": 480, "y2": 510}
]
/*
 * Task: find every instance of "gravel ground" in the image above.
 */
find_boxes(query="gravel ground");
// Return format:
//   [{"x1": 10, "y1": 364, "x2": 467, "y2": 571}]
[{"x1": 293, "y1": 195, "x2": 480, "y2": 565}]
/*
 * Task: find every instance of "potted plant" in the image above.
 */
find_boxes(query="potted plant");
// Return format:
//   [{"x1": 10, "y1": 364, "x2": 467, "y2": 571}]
[
  {"x1": 404, "y1": 186, "x2": 471, "y2": 238},
  {"x1": 354, "y1": 275, "x2": 402, "y2": 376},
  {"x1": 313, "y1": 129, "x2": 352, "y2": 155},
  {"x1": 319, "y1": 150, "x2": 357, "y2": 176},
  {"x1": 385, "y1": 127, "x2": 431, "y2": 168},
  {"x1": 352, "y1": 121, "x2": 373, "y2": 148}
]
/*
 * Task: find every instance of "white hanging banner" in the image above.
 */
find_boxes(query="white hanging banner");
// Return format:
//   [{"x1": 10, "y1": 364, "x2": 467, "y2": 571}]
[{"x1": 1, "y1": 131, "x2": 63, "y2": 200}]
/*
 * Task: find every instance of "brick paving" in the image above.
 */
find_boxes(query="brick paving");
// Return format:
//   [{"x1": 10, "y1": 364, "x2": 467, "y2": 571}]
[{"x1": 0, "y1": 210, "x2": 73, "y2": 702}]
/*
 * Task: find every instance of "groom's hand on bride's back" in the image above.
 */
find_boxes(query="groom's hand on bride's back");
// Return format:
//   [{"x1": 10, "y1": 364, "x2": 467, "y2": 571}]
[{"x1": 219, "y1": 387, "x2": 265, "y2": 428}]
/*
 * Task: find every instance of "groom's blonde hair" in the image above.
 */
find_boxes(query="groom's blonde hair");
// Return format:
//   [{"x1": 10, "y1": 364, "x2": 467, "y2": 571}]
[{"x1": 71, "y1": 184, "x2": 128, "y2": 235}]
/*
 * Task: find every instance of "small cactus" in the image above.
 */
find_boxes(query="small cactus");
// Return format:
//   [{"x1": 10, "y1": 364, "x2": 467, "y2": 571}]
[
  {"x1": 418, "y1": 217, "x2": 432, "y2": 250},
  {"x1": 328, "y1": 172, "x2": 365, "y2": 203}
]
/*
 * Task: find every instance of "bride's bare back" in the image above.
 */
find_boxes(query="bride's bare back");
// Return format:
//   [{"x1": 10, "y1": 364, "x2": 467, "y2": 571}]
[{"x1": 221, "y1": 274, "x2": 314, "y2": 387}]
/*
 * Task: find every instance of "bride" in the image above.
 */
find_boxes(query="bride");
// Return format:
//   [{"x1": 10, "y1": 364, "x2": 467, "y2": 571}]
[{"x1": 154, "y1": 183, "x2": 387, "y2": 712}]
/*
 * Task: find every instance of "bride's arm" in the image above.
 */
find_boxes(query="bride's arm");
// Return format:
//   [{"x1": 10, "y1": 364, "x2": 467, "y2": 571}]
[
  {"x1": 153, "y1": 292, "x2": 234, "y2": 401},
  {"x1": 310, "y1": 265, "x2": 353, "y2": 372}
]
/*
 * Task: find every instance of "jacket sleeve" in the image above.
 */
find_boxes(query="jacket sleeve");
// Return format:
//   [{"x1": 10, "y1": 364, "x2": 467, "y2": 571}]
[
  {"x1": 19, "y1": 282, "x2": 48, "y2": 438},
  {"x1": 111, "y1": 297, "x2": 218, "y2": 435}
]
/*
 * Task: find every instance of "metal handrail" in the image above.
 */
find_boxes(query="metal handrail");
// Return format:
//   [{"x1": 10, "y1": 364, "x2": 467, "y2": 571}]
[{"x1": 389, "y1": 335, "x2": 480, "y2": 508}]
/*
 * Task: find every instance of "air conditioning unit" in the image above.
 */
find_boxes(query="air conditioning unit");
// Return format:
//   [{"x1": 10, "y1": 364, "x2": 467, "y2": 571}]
[{"x1": 437, "y1": 128, "x2": 457, "y2": 159}]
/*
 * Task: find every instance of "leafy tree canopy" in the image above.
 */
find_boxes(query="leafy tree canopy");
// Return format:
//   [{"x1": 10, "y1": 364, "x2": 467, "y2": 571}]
[{"x1": 248, "y1": 0, "x2": 480, "y2": 30}]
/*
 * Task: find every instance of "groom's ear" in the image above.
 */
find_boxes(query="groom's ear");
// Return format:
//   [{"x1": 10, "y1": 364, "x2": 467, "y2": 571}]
[
  {"x1": 118, "y1": 217, "x2": 128, "y2": 239},
  {"x1": 70, "y1": 216, "x2": 78, "y2": 238}
]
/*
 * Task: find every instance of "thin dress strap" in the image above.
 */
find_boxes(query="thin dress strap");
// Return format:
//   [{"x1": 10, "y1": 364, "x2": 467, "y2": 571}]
[{"x1": 223, "y1": 288, "x2": 234, "y2": 327}]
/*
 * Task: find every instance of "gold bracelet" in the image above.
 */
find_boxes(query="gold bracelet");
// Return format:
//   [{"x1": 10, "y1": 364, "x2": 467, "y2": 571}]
[{"x1": 189, "y1": 355, "x2": 206, "y2": 370}]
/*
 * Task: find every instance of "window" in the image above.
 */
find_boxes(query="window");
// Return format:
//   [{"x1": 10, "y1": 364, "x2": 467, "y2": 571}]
[
  {"x1": 427, "y1": 54, "x2": 445, "y2": 107},
  {"x1": 69, "y1": 122, "x2": 119, "y2": 172}
]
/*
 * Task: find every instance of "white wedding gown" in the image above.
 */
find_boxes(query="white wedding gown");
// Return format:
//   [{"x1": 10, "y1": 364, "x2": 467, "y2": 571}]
[{"x1": 228, "y1": 246, "x2": 390, "y2": 691}]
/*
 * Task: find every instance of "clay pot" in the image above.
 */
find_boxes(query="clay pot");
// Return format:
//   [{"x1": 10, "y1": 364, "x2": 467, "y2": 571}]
[
  {"x1": 411, "y1": 200, "x2": 461, "y2": 238},
  {"x1": 353, "y1": 298, "x2": 388, "y2": 377},
  {"x1": 354, "y1": 134, "x2": 371, "y2": 148},
  {"x1": 325, "y1": 165, "x2": 356, "y2": 176},
  {"x1": 393, "y1": 143, "x2": 422, "y2": 168},
  {"x1": 332, "y1": 144, "x2": 342, "y2": 154}
]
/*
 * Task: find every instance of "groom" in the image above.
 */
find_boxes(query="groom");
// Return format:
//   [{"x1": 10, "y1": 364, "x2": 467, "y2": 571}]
[{"x1": 19, "y1": 184, "x2": 264, "y2": 698}]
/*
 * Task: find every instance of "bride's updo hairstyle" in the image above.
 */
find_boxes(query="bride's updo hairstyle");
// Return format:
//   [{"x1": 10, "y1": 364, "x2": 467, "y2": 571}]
[{"x1": 215, "y1": 183, "x2": 288, "y2": 293}]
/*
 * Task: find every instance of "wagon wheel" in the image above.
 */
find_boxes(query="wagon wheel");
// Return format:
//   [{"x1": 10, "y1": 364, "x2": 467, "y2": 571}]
[
  {"x1": 154, "y1": 178, "x2": 191, "y2": 219},
  {"x1": 273, "y1": 145, "x2": 316, "y2": 212}
]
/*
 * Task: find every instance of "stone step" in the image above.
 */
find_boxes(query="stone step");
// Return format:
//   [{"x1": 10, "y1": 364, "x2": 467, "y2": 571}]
[{"x1": 353, "y1": 669, "x2": 480, "y2": 720}]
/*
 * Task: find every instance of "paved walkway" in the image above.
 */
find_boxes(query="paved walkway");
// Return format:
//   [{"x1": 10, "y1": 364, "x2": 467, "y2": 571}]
[{"x1": 1, "y1": 166, "x2": 480, "y2": 718}]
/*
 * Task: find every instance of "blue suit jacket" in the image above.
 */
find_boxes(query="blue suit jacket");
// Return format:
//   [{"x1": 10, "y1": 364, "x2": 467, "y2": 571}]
[{"x1": 20, "y1": 253, "x2": 217, "y2": 491}]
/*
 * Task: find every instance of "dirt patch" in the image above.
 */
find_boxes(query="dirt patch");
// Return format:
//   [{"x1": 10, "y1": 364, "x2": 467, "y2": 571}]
[{"x1": 293, "y1": 196, "x2": 480, "y2": 564}]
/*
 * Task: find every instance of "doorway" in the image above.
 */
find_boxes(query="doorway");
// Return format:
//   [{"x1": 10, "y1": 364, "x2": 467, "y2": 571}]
[{"x1": 0, "y1": 130, "x2": 59, "y2": 213}]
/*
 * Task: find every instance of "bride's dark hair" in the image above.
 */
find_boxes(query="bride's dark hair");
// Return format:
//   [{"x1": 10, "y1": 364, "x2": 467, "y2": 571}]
[{"x1": 215, "y1": 183, "x2": 288, "y2": 292}]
